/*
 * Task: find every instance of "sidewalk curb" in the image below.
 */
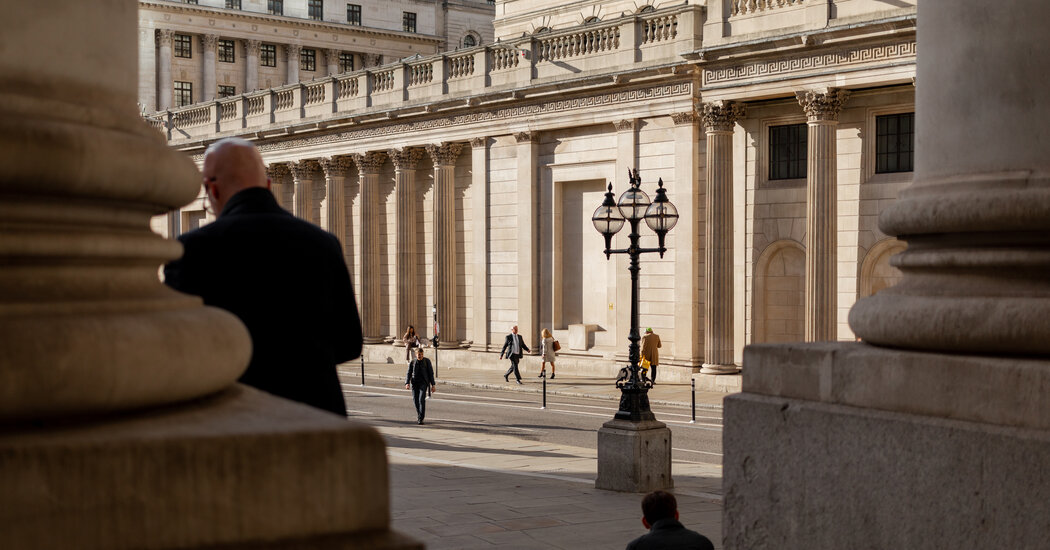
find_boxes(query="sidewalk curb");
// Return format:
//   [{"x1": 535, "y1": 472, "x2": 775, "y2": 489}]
[{"x1": 357, "y1": 372, "x2": 725, "y2": 411}]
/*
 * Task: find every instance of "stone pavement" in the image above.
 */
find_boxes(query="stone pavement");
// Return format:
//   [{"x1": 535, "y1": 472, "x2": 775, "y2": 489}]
[{"x1": 339, "y1": 362, "x2": 729, "y2": 549}]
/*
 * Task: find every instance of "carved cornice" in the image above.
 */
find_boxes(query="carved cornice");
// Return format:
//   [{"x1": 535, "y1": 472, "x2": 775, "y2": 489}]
[
  {"x1": 701, "y1": 101, "x2": 746, "y2": 131},
  {"x1": 613, "y1": 119, "x2": 637, "y2": 132},
  {"x1": 469, "y1": 137, "x2": 487, "y2": 148},
  {"x1": 425, "y1": 142, "x2": 464, "y2": 166},
  {"x1": 287, "y1": 159, "x2": 317, "y2": 180},
  {"x1": 514, "y1": 131, "x2": 536, "y2": 143},
  {"x1": 669, "y1": 112, "x2": 696, "y2": 126},
  {"x1": 351, "y1": 151, "x2": 387, "y2": 173},
  {"x1": 285, "y1": 43, "x2": 302, "y2": 58},
  {"x1": 387, "y1": 147, "x2": 425, "y2": 170},
  {"x1": 319, "y1": 156, "x2": 353, "y2": 178},
  {"x1": 201, "y1": 34, "x2": 219, "y2": 51},
  {"x1": 796, "y1": 89, "x2": 850, "y2": 122},
  {"x1": 704, "y1": 41, "x2": 916, "y2": 86},
  {"x1": 242, "y1": 39, "x2": 261, "y2": 56},
  {"x1": 156, "y1": 28, "x2": 175, "y2": 47}
]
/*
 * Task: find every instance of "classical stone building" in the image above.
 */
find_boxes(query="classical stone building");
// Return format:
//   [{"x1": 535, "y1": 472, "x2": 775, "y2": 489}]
[
  {"x1": 140, "y1": 0, "x2": 496, "y2": 110},
  {"x1": 150, "y1": 0, "x2": 917, "y2": 382}
]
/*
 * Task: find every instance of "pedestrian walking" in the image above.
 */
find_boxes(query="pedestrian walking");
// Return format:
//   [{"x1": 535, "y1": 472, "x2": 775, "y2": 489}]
[
  {"x1": 404, "y1": 348, "x2": 436, "y2": 425},
  {"x1": 402, "y1": 325, "x2": 422, "y2": 364},
  {"x1": 641, "y1": 327, "x2": 661, "y2": 385},
  {"x1": 499, "y1": 325, "x2": 529, "y2": 384},
  {"x1": 538, "y1": 328, "x2": 558, "y2": 379}
]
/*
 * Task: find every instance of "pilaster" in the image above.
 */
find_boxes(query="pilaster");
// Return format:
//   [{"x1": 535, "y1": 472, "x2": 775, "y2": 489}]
[
  {"x1": 201, "y1": 34, "x2": 218, "y2": 102},
  {"x1": 701, "y1": 101, "x2": 746, "y2": 373},
  {"x1": 613, "y1": 121, "x2": 637, "y2": 360},
  {"x1": 243, "y1": 39, "x2": 261, "y2": 93},
  {"x1": 669, "y1": 109, "x2": 703, "y2": 369},
  {"x1": 797, "y1": 89, "x2": 849, "y2": 342},
  {"x1": 352, "y1": 151, "x2": 387, "y2": 344},
  {"x1": 156, "y1": 29, "x2": 174, "y2": 110},
  {"x1": 514, "y1": 131, "x2": 540, "y2": 350},
  {"x1": 388, "y1": 147, "x2": 425, "y2": 338},
  {"x1": 469, "y1": 136, "x2": 489, "y2": 350},
  {"x1": 425, "y1": 142, "x2": 464, "y2": 347}
]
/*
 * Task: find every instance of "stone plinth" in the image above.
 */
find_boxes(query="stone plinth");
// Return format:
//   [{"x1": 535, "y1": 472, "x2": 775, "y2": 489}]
[
  {"x1": 0, "y1": 384, "x2": 421, "y2": 550},
  {"x1": 595, "y1": 418, "x2": 673, "y2": 493},
  {"x1": 568, "y1": 323, "x2": 598, "y2": 351}
]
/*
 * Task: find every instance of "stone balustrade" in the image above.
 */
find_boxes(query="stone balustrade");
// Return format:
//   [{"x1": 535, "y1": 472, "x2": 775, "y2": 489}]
[
  {"x1": 731, "y1": 0, "x2": 805, "y2": 16},
  {"x1": 149, "y1": 4, "x2": 701, "y2": 142}
]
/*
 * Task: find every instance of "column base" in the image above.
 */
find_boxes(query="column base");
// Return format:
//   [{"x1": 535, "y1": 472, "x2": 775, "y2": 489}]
[
  {"x1": 0, "y1": 384, "x2": 421, "y2": 550},
  {"x1": 595, "y1": 418, "x2": 673, "y2": 493},
  {"x1": 362, "y1": 336, "x2": 387, "y2": 344},
  {"x1": 700, "y1": 362, "x2": 740, "y2": 375}
]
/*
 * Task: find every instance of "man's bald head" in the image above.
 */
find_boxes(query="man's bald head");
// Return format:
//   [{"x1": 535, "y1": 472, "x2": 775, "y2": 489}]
[{"x1": 202, "y1": 138, "x2": 270, "y2": 214}]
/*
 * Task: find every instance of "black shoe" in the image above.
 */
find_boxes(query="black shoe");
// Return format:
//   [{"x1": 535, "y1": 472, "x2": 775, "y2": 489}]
[
  {"x1": 550, "y1": 374, "x2": 555, "y2": 379},
  {"x1": 537, "y1": 372, "x2": 545, "y2": 378},
  {"x1": 417, "y1": 419, "x2": 424, "y2": 425},
  {"x1": 504, "y1": 374, "x2": 509, "y2": 382},
  {"x1": 516, "y1": 380, "x2": 523, "y2": 385}
]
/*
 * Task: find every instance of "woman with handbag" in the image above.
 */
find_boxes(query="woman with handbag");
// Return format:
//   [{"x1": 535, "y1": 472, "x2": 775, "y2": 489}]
[
  {"x1": 402, "y1": 325, "x2": 422, "y2": 364},
  {"x1": 538, "y1": 328, "x2": 559, "y2": 379}
]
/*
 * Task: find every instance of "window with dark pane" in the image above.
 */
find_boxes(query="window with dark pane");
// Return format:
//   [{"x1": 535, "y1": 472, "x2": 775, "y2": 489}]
[
  {"x1": 260, "y1": 44, "x2": 277, "y2": 67},
  {"x1": 174, "y1": 34, "x2": 192, "y2": 58},
  {"x1": 218, "y1": 39, "x2": 235, "y2": 63},
  {"x1": 300, "y1": 48, "x2": 316, "y2": 71},
  {"x1": 308, "y1": 0, "x2": 324, "y2": 20},
  {"x1": 463, "y1": 34, "x2": 476, "y2": 47},
  {"x1": 174, "y1": 81, "x2": 193, "y2": 107},
  {"x1": 338, "y1": 52, "x2": 354, "y2": 72},
  {"x1": 347, "y1": 3, "x2": 361, "y2": 25},
  {"x1": 403, "y1": 12, "x2": 416, "y2": 33},
  {"x1": 267, "y1": 0, "x2": 283, "y2": 15},
  {"x1": 218, "y1": 85, "x2": 236, "y2": 98},
  {"x1": 769, "y1": 123, "x2": 807, "y2": 180},
  {"x1": 875, "y1": 112, "x2": 914, "y2": 174},
  {"x1": 225, "y1": 0, "x2": 241, "y2": 8}
]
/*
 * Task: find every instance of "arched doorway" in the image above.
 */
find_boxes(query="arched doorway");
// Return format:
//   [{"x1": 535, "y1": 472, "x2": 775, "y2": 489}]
[
  {"x1": 753, "y1": 240, "x2": 806, "y2": 344},
  {"x1": 859, "y1": 238, "x2": 906, "y2": 298}
]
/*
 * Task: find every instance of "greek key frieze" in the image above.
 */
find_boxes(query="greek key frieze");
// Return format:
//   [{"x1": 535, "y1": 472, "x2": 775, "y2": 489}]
[{"x1": 704, "y1": 41, "x2": 916, "y2": 85}]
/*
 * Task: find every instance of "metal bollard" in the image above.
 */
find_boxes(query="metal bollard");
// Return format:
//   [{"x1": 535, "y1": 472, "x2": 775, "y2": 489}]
[
  {"x1": 690, "y1": 378, "x2": 695, "y2": 423},
  {"x1": 541, "y1": 373, "x2": 547, "y2": 409},
  {"x1": 360, "y1": 355, "x2": 365, "y2": 386}
]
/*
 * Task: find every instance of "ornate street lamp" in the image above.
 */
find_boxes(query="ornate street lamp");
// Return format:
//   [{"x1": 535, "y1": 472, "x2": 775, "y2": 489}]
[{"x1": 591, "y1": 169, "x2": 678, "y2": 421}]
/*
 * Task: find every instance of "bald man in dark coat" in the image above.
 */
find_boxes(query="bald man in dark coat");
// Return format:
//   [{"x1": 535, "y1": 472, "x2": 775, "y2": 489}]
[{"x1": 164, "y1": 138, "x2": 362, "y2": 416}]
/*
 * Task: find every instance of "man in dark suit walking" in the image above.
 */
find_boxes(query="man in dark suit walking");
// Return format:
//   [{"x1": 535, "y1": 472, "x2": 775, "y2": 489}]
[
  {"x1": 404, "y1": 348, "x2": 437, "y2": 424},
  {"x1": 626, "y1": 491, "x2": 714, "y2": 550},
  {"x1": 499, "y1": 325, "x2": 529, "y2": 384},
  {"x1": 164, "y1": 138, "x2": 362, "y2": 417}
]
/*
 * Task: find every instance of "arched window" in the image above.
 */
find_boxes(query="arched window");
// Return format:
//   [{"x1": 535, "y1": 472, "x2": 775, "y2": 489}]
[
  {"x1": 638, "y1": 5, "x2": 655, "y2": 13},
  {"x1": 583, "y1": 16, "x2": 600, "y2": 24},
  {"x1": 463, "y1": 34, "x2": 476, "y2": 47},
  {"x1": 533, "y1": 26, "x2": 550, "y2": 35}
]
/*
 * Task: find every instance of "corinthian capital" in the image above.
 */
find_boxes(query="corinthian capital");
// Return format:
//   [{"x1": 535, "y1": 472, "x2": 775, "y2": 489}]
[
  {"x1": 795, "y1": 89, "x2": 851, "y2": 122},
  {"x1": 387, "y1": 147, "x2": 425, "y2": 170},
  {"x1": 319, "y1": 156, "x2": 353, "y2": 178},
  {"x1": 286, "y1": 43, "x2": 302, "y2": 59},
  {"x1": 701, "y1": 101, "x2": 746, "y2": 132},
  {"x1": 266, "y1": 162, "x2": 290, "y2": 183},
  {"x1": 287, "y1": 160, "x2": 317, "y2": 181},
  {"x1": 513, "y1": 131, "x2": 536, "y2": 143},
  {"x1": 613, "y1": 119, "x2": 637, "y2": 132},
  {"x1": 351, "y1": 151, "x2": 387, "y2": 174},
  {"x1": 156, "y1": 29, "x2": 175, "y2": 46},
  {"x1": 669, "y1": 112, "x2": 696, "y2": 126},
  {"x1": 201, "y1": 34, "x2": 219, "y2": 52},
  {"x1": 242, "y1": 39, "x2": 261, "y2": 56},
  {"x1": 425, "y1": 142, "x2": 464, "y2": 167}
]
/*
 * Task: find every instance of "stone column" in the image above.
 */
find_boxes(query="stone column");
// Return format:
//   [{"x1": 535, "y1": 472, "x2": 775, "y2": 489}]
[
  {"x1": 469, "y1": 136, "x2": 490, "y2": 351},
  {"x1": 797, "y1": 89, "x2": 849, "y2": 342},
  {"x1": 156, "y1": 29, "x2": 174, "y2": 110},
  {"x1": 612, "y1": 121, "x2": 636, "y2": 360},
  {"x1": 426, "y1": 142, "x2": 464, "y2": 348},
  {"x1": 515, "y1": 131, "x2": 540, "y2": 350},
  {"x1": 668, "y1": 110, "x2": 702, "y2": 371},
  {"x1": 700, "y1": 101, "x2": 745, "y2": 374},
  {"x1": 326, "y1": 48, "x2": 340, "y2": 76},
  {"x1": 352, "y1": 151, "x2": 387, "y2": 344},
  {"x1": 364, "y1": 53, "x2": 382, "y2": 68},
  {"x1": 267, "y1": 163, "x2": 291, "y2": 210},
  {"x1": 388, "y1": 147, "x2": 425, "y2": 338},
  {"x1": 201, "y1": 34, "x2": 218, "y2": 102},
  {"x1": 289, "y1": 160, "x2": 318, "y2": 224},
  {"x1": 243, "y1": 39, "x2": 261, "y2": 92},
  {"x1": 286, "y1": 43, "x2": 301, "y2": 85},
  {"x1": 319, "y1": 156, "x2": 352, "y2": 244}
]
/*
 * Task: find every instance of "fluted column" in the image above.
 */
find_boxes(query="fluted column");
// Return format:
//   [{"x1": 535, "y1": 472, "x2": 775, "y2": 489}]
[
  {"x1": 288, "y1": 160, "x2": 318, "y2": 224},
  {"x1": 850, "y1": 1, "x2": 1050, "y2": 356},
  {"x1": 326, "y1": 49, "x2": 340, "y2": 76},
  {"x1": 352, "y1": 151, "x2": 387, "y2": 344},
  {"x1": 388, "y1": 147, "x2": 425, "y2": 337},
  {"x1": 201, "y1": 34, "x2": 218, "y2": 102},
  {"x1": 266, "y1": 163, "x2": 291, "y2": 210},
  {"x1": 797, "y1": 89, "x2": 849, "y2": 342},
  {"x1": 469, "y1": 137, "x2": 489, "y2": 351},
  {"x1": 286, "y1": 43, "x2": 301, "y2": 84},
  {"x1": 156, "y1": 29, "x2": 174, "y2": 110},
  {"x1": 700, "y1": 102, "x2": 745, "y2": 373},
  {"x1": 426, "y1": 142, "x2": 464, "y2": 348},
  {"x1": 319, "y1": 156, "x2": 352, "y2": 244},
  {"x1": 243, "y1": 39, "x2": 261, "y2": 92},
  {"x1": 515, "y1": 131, "x2": 540, "y2": 350}
]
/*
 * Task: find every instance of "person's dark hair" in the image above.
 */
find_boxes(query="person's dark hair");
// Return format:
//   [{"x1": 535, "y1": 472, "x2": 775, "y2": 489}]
[
  {"x1": 641, "y1": 490, "x2": 677, "y2": 524},
  {"x1": 403, "y1": 325, "x2": 416, "y2": 339}
]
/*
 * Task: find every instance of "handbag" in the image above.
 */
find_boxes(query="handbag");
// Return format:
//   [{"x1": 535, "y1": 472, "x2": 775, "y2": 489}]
[
  {"x1": 640, "y1": 356, "x2": 651, "y2": 371},
  {"x1": 552, "y1": 340, "x2": 561, "y2": 352}
]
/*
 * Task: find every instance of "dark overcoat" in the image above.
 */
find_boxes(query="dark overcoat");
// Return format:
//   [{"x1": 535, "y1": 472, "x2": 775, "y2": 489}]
[{"x1": 164, "y1": 187, "x2": 362, "y2": 416}]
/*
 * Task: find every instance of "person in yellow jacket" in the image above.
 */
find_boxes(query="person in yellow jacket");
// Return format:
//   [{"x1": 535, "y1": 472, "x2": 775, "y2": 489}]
[{"x1": 640, "y1": 327, "x2": 661, "y2": 385}]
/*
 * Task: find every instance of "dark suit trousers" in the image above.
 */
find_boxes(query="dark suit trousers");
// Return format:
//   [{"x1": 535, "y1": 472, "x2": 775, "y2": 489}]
[
  {"x1": 411, "y1": 384, "x2": 428, "y2": 421},
  {"x1": 504, "y1": 355, "x2": 522, "y2": 381}
]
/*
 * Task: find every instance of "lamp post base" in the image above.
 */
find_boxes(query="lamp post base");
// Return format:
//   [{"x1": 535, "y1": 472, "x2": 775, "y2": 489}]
[{"x1": 595, "y1": 417, "x2": 673, "y2": 493}]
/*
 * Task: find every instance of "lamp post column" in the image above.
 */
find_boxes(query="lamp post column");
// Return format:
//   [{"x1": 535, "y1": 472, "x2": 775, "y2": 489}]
[
  {"x1": 352, "y1": 151, "x2": 387, "y2": 344},
  {"x1": 701, "y1": 101, "x2": 745, "y2": 373},
  {"x1": 426, "y1": 142, "x2": 464, "y2": 348}
]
